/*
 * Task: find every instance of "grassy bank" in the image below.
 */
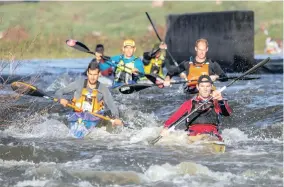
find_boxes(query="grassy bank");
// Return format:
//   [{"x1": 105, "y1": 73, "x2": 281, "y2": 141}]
[{"x1": 0, "y1": 1, "x2": 282, "y2": 60}]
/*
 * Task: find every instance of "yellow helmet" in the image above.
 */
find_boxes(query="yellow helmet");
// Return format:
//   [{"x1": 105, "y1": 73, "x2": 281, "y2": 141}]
[{"x1": 123, "y1": 39, "x2": 135, "y2": 47}]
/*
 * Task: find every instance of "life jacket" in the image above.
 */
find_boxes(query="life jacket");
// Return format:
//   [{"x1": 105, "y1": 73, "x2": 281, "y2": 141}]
[
  {"x1": 185, "y1": 97, "x2": 221, "y2": 128},
  {"x1": 72, "y1": 80, "x2": 104, "y2": 113},
  {"x1": 144, "y1": 55, "x2": 165, "y2": 78},
  {"x1": 187, "y1": 56, "x2": 209, "y2": 87},
  {"x1": 114, "y1": 55, "x2": 137, "y2": 83}
]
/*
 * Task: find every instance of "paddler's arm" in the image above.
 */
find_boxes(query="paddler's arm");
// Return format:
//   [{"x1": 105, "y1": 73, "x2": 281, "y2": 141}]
[
  {"x1": 55, "y1": 78, "x2": 83, "y2": 107},
  {"x1": 218, "y1": 100, "x2": 232, "y2": 116},
  {"x1": 132, "y1": 58, "x2": 145, "y2": 80},
  {"x1": 210, "y1": 61, "x2": 228, "y2": 82},
  {"x1": 142, "y1": 52, "x2": 152, "y2": 66},
  {"x1": 100, "y1": 84, "x2": 119, "y2": 118},
  {"x1": 160, "y1": 100, "x2": 192, "y2": 136},
  {"x1": 95, "y1": 53, "x2": 119, "y2": 69},
  {"x1": 212, "y1": 90, "x2": 232, "y2": 116},
  {"x1": 163, "y1": 61, "x2": 187, "y2": 86},
  {"x1": 164, "y1": 100, "x2": 192, "y2": 128},
  {"x1": 100, "y1": 84, "x2": 124, "y2": 126}
]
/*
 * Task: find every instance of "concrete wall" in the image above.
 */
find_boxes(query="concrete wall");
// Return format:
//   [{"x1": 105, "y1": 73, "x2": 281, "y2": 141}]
[{"x1": 165, "y1": 11, "x2": 254, "y2": 72}]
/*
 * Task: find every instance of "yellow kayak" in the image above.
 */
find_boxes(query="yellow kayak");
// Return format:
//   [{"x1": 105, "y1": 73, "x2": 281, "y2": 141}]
[{"x1": 188, "y1": 134, "x2": 225, "y2": 153}]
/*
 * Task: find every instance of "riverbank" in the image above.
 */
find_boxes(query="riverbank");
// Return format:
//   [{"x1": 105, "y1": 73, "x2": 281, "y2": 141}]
[{"x1": 0, "y1": 1, "x2": 282, "y2": 60}]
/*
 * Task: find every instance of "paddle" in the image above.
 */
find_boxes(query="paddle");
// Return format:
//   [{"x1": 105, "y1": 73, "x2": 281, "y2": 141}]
[
  {"x1": 66, "y1": 39, "x2": 110, "y2": 61},
  {"x1": 10, "y1": 81, "x2": 130, "y2": 126},
  {"x1": 66, "y1": 39, "x2": 146, "y2": 77},
  {"x1": 148, "y1": 73, "x2": 261, "y2": 84},
  {"x1": 119, "y1": 80, "x2": 189, "y2": 94},
  {"x1": 120, "y1": 74, "x2": 261, "y2": 94},
  {"x1": 149, "y1": 57, "x2": 271, "y2": 145},
  {"x1": 145, "y1": 12, "x2": 179, "y2": 67}
]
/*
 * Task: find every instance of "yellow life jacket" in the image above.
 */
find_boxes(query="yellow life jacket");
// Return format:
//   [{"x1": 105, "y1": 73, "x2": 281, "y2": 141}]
[
  {"x1": 114, "y1": 57, "x2": 136, "y2": 83},
  {"x1": 187, "y1": 61, "x2": 209, "y2": 87},
  {"x1": 144, "y1": 55, "x2": 165, "y2": 78},
  {"x1": 72, "y1": 81, "x2": 104, "y2": 113}
]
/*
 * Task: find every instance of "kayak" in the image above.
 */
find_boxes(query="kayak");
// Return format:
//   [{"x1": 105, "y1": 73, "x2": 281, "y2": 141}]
[
  {"x1": 188, "y1": 134, "x2": 225, "y2": 153},
  {"x1": 66, "y1": 111, "x2": 106, "y2": 138}
]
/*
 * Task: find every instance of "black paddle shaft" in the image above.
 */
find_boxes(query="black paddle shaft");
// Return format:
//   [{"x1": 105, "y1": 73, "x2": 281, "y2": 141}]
[{"x1": 145, "y1": 12, "x2": 179, "y2": 66}]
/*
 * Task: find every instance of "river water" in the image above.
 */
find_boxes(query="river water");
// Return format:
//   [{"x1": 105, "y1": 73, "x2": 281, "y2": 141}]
[{"x1": 0, "y1": 58, "x2": 283, "y2": 187}]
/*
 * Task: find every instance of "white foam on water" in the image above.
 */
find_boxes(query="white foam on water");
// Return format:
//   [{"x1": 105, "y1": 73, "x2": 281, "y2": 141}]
[
  {"x1": 142, "y1": 161, "x2": 238, "y2": 185},
  {"x1": 15, "y1": 179, "x2": 49, "y2": 187},
  {"x1": 62, "y1": 155, "x2": 102, "y2": 170},
  {"x1": 77, "y1": 181, "x2": 95, "y2": 187},
  {"x1": 0, "y1": 159, "x2": 56, "y2": 169},
  {"x1": 4, "y1": 117, "x2": 70, "y2": 139},
  {"x1": 221, "y1": 128, "x2": 249, "y2": 145},
  {"x1": 129, "y1": 127, "x2": 161, "y2": 144}
]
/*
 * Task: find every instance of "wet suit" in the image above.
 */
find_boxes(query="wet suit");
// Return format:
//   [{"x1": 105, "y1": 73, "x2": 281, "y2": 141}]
[{"x1": 164, "y1": 96, "x2": 232, "y2": 140}]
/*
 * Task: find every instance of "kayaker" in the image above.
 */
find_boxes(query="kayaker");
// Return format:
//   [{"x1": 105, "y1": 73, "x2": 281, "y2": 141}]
[
  {"x1": 162, "y1": 38, "x2": 228, "y2": 93},
  {"x1": 160, "y1": 75, "x2": 232, "y2": 141},
  {"x1": 55, "y1": 61, "x2": 123, "y2": 127},
  {"x1": 94, "y1": 44, "x2": 113, "y2": 77},
  {"x1": 141, "y1": 42, "x2": 167, "y2": 79},
  {"x1": 95, "y1": 39, "x2": 145, "y2": 88}
]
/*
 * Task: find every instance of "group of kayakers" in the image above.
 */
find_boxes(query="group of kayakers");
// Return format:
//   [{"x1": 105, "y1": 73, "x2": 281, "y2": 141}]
[{"x1": 55, "y1": 38, "x2": 232, "y2": 142}]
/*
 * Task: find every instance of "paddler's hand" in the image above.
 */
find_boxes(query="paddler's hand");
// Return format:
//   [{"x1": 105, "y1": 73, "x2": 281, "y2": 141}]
[
  {"x1": 163, "y1": 79, "x2": 171, "y2": 87},
  {"x1": 162, "y1": 76, "x2": 171, "y2": 87},
  {"x1": 160, "y1": 128, "x2": 169, "y2": 137},
  {"x1": 210, "y1": 75, "x2": 219, "y2": 82},
  {"x1": 212, "y1": 90, "x2": 223, "y2": 100},
  {"x1": 131, "y1": 68, "x2": 139, "y2": 75},
  {"x1": 111, "y1": 119, "x2": 123, "y2": 126},
  {"x1": 95, "y1": 52, "x2": 102, "y2": 61},
  {"x1": 179, "y1": 72, "x2": 187, "y2": 80},
  {"x1": 159, "y1": 42, "x2": 167, "y2": 50},
  {"x1": 59, "y1": 99, "x2": 69, "y2": 107}
]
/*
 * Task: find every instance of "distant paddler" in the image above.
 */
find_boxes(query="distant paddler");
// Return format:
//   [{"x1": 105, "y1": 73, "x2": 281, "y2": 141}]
[
  {"x1": 55, "y1": 61, "x2": 124, "y2": 138},
  {"x1": 94, "y1": 39, "x2": 145, "y2": 88},
  {"x1": 94, "y1": 44, "x2": 113, "y2": 77},
  {"x1": 163, "y1": 38, "x2": 228, "y2": 94},
  {"x1": 140, "y1": 42, "x2": 167, "y2": 82}
]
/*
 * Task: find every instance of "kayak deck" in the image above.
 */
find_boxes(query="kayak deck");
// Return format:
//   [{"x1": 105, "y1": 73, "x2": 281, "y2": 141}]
[{"x1": 188, "y1": 134, "x2": 225, "y2": 153}]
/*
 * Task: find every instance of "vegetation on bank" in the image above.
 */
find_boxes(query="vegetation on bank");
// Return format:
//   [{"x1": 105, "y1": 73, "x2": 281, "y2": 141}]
[{"x1": 0, "y1": 1, "x2": 282, "y2": 60}]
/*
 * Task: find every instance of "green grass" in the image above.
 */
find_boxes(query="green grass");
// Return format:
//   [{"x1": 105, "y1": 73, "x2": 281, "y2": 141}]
[{"x1": 0, "y1": 1, "x2": 282, "y2": 59}]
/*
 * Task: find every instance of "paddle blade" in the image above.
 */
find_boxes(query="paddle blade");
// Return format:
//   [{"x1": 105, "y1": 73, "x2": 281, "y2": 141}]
[
  {"x1": 66, "y1": 39, "x2": 94, "y2": 54},
  {"x1": 11, "y1": 81, "x2": 46, "y2": 97},
  {"x1": 118, "y1": 84, "x2": 153, "y2": 94},
  {"x1": 148, "y1": 135, "x2": 162, "y2": 145}
]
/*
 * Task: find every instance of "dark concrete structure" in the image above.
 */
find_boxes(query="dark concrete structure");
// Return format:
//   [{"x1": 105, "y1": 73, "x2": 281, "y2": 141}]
[{"x1": 165, "y1": 11, "x2": 255, "y2": 72}]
